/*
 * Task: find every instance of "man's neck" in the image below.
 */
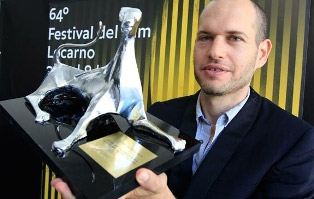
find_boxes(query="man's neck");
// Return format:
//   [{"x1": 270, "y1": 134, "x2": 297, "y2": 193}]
[{"x1": 199, "y1": 86, "x2": 250, "y2": 124}]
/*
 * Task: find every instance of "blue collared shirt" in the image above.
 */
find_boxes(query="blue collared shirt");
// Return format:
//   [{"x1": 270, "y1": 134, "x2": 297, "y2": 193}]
[{"x1": 192, "y1": 90, "x2": 250, "y2": 174}]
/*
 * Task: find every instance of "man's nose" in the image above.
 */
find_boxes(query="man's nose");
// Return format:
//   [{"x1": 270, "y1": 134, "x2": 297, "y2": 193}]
[{"x1": 207, "y1": 37, "x2": 226, "y2": 60}]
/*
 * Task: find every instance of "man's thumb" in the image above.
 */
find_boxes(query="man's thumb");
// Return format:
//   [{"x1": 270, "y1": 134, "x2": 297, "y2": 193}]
[{"x1": 135, "y1": 168, "x2": 168, "y2": 193}]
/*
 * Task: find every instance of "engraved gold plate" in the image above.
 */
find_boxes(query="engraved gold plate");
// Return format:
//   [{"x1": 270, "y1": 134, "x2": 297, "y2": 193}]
[{"x1": 79, "y1": 131, "x2": 157, "y2": 178}]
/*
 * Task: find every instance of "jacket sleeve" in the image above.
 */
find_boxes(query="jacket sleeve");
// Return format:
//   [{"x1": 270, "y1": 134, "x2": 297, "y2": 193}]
[{"x1": 253, "y1": 127, "x2": 314, "y2": 198}]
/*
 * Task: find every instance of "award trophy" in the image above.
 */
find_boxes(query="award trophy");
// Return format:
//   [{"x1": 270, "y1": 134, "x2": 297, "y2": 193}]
[{"x1": 0, "y1": 7, "x2": 201, "y2": 199}]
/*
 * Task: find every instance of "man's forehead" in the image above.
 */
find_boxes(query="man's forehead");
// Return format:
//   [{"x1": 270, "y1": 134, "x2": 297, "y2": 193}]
[
  {"x1": 201, "y1": 0, "x2": 256, "y2": 19},
  {"x1": 199, "y1": 0, "x2": 257, "y2": 35}
]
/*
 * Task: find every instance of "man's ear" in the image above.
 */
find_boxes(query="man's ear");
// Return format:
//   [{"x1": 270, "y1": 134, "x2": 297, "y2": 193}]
[{"x1": 255, "y1": 39, "x2": 272, "y2": 69}]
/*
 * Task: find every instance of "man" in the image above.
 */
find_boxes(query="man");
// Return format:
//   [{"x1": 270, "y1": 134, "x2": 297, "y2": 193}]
[{"x1": 52, "y1": 0, "x2": 314, "y2": 198}]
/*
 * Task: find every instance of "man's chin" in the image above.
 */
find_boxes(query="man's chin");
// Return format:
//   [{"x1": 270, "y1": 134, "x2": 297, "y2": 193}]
[{"x1": 201, "y1": 88, "x2": 227, "y2": 96}]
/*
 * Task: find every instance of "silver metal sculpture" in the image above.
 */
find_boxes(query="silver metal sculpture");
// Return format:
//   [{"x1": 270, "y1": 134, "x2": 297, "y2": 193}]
[{"x1": 25, "y1": 7, "x2": 186, "y2": 158}]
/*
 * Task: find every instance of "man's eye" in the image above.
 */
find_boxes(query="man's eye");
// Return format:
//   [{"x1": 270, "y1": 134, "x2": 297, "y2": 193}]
[
  {"x1": 198, "y1": 36, "x2": 211, "y2": 41},
  {"x1": 229, "y1": 36, "x2": 242, "y2": 42}
]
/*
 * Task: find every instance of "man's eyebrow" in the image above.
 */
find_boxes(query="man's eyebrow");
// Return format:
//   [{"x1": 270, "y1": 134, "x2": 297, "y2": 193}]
[
  {"x1": 197, "y1": 30, "x2": 211, "y2": 35},
  {"x1": 197, "y1": 30, "x2": 248, "y2": 39},
  {"x1": 226, "y1": 31, "x2": 248, "y2": 39}
]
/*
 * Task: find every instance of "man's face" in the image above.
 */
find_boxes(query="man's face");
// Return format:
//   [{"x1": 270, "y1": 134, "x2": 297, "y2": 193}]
[{"x1": 194, "y1": 0, "x2": 261, "y2": 96}]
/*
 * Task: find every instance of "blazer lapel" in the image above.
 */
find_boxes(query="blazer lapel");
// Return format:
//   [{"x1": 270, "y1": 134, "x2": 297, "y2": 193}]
[
  {"x1": 166, "y1": 92, "x2": 199, "y2": 198},
  {"x1": 179, "y1": 92, "x2": 198, "y2": 138},
  {"x1": 183, "y1": 88, "x2": 262, "y2": 198}
]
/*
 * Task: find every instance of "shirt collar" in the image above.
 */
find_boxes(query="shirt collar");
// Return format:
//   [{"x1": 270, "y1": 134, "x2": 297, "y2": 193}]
[{"x1": 196, "y1": 89, "x2": 251, "y2": 126}]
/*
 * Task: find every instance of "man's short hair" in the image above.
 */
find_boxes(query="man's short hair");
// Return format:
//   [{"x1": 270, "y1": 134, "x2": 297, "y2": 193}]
[{"x1": 251, "y1": 0, "x2": 268, "y2": 44}]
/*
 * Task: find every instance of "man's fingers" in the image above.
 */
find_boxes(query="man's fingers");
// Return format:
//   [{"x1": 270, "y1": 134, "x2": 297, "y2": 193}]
[
  {"x1": 51, "y1": 178, "x2": 76, "y2": 199},
  {"x1": 136, "y1": 168, "x2": 168, "y2": 193},
  {"x1": 119, "y1": 168, "x2": 175, "y2": 199}
]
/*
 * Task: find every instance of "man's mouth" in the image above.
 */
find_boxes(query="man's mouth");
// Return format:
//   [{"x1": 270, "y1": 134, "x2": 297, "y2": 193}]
[
  {"x1": 203, "y1": 64, "x2": 228, "y2": 72},
  {"x1": 207, "y1": 68, "x2": 223, "y2": 72},
  {"x1": 201, "y1": 64, "x2": 229, "y2": 77}
]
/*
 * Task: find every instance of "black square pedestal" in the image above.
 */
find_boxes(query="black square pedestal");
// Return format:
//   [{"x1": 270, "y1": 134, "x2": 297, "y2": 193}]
[{"x1": 0, "y1": 98, "x2": 200, "y2": 199}]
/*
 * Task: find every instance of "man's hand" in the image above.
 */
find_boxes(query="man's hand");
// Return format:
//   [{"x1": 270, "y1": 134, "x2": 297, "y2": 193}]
[
  {"x1": 51, "y1": 168, "x2": 175, "y2": 199},
  {"x1": 51, "y1": 178, "x2": 76, "y2": 199},
  {"x1": 119, "y1": 168, "x2": 176, "y2": 199}
]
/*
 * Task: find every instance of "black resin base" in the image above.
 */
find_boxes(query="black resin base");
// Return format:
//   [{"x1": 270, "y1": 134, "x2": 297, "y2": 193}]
[{"x1": 0, "y1": 98, "x2": 201, "y2": 199}]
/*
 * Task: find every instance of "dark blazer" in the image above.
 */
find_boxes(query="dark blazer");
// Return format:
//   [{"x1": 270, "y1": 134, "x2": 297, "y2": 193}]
[{"x1": 148, "y1": 88, "x2": 314, "y2": 199}]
